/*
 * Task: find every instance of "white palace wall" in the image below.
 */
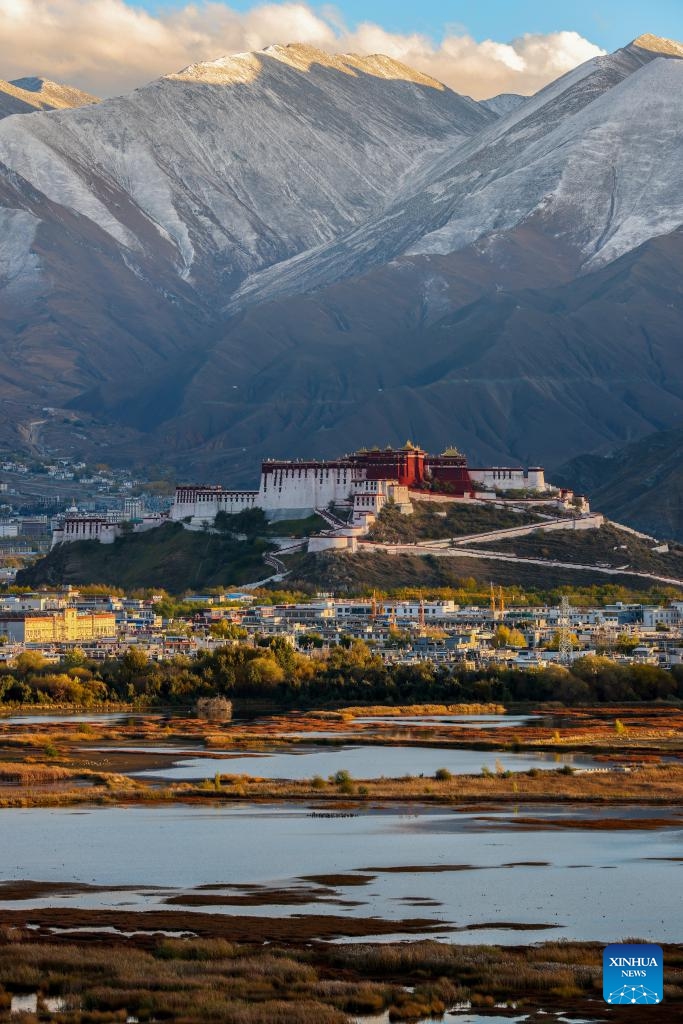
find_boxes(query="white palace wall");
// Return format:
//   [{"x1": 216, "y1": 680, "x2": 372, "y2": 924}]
[
  {"x1": 170, "y1": 461, "x2": 551, "y2": 526},
  {"x1": 171, "y1": 466, "x2": 358, "y2": 524},
  {"x1": 469, "y1": 467, "x2": 547, "y2": 492},
  {"x1": 258, "y1": 464, "x2": 356, "y2": 519},
  {"x1": 170, "y1": 487, "x2": 258, "y2": 523}
]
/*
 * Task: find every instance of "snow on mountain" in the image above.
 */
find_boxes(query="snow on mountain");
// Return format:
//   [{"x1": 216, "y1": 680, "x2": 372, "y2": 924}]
[
  {"x1": 0, "y1": 77, "x2": 97, "y2": 118},
  {"x1": 230, "y1": 37, "x2": 683, "y2": 308},
  {"x1": 410, "y1": 54, "x2": 683, "y2": 268},
  {"x1": 480, "y1": 93, "x2": 527, "y2": 116},
  {"x1": 632, "y1": 33, "x2": 683, "y2": 57},
  {"x1": 0, "y1": 44, "x2": 490, "y2": 292}
]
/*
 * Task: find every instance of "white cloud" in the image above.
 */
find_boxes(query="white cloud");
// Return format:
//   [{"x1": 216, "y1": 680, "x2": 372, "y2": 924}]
[{"x1": 0, "y1": 0, "x2": 605, "y2": 99}]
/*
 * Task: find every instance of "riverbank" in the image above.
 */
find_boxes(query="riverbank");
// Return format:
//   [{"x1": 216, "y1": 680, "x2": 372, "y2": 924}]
[
  {"x1": 1, "y1": 703, "x2": 680, "y2": 1021},
  {"x1": 2, "y1": 762, "x2": 683, "y2": 809}
]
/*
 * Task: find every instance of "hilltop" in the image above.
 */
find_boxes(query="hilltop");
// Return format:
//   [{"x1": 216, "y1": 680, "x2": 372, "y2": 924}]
[
  {"x1": 18, "y1": 500, "x2": 683, "y2": 598},
  {"x1": 0, "y1": 77, "x2": 98, "y2": 118},
  {"x1": 17, "y1": 522, "x2": 275, "y2": 592}
]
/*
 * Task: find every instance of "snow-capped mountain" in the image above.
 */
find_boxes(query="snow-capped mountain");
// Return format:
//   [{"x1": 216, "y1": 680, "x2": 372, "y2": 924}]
[
  {"x1": 0, "y1": 44, "x2": 489, "y2": 294},
  {"x1": 0, "y1": 35, "x2": 681, "y2": 510},
  {"x1": 0, "y1": 77, "x2": 97, "y2": 118},
  {"x1": 479, "y1": 93, "x2": 526, "y2": 116},
  {"x1": 232, "y1": 35, "x2": 683, "y2": 308}
]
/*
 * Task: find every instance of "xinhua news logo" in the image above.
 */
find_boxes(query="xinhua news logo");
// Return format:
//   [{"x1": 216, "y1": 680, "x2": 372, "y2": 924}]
[{"x1": 603, "y1": 944, "x2": 663, "y2": 1005}]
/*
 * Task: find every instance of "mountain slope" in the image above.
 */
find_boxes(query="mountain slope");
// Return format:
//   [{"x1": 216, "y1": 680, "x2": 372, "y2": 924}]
[
  {"x1": 556, "y1": 429, "x2": 683, "y2": 541},
  {"x1": 0, "y1": 44, "x2": 490, "y2": 443},
  {"x1": 479, "y1": 93, "x2": 526, "y2": 116},
  {"x1": 156, "y1": 220, "x2": 683, "y2": 482},
  {"x1": 0, "y1": 45, "x2": 489, "y2": 293},
  {"x1": 232, "y1": 37, "x2": 683, "y2": 309}
]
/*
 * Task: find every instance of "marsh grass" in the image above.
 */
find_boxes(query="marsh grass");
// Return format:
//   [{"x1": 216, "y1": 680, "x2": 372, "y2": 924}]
[
  {"x1": 4, "y1": 761, "x2": 683, "y2": 810},
  {"x1": 3, "y1": 935, "x2": 679, "y2": 1023}
]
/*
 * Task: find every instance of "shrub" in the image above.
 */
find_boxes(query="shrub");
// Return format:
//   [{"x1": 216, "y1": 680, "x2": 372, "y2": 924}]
[{"x1": 196, "y1": 696, "x2": 233, "y2": 721}]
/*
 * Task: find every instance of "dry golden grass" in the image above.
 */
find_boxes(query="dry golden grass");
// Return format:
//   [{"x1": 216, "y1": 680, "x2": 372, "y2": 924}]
[
  {"x1": 319, "y1": 703, "x2": 507, "y2": 719},
  {"x1": 0, "y1": 761, "x2": 75, "y2": 784},
  {"x1": 0, "y1": 704, "x2": 681, "y2": 810},
  {"x1": 2, "y1": 763, "x2": 683, "y2": 810},
  {"x1": 0, "y1": 934, "x2": 680, "y2": 1022}
]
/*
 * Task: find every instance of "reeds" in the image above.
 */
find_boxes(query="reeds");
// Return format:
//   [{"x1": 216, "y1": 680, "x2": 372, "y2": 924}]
[{"x1": 2, "y1": 936, "x2": 676, "y2": 1022}]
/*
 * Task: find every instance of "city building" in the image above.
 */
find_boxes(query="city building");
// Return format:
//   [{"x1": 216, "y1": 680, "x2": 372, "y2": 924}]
[
  {"x1": 0, "y1": 607, "x2": 117, "y2": 643},
  {"x1": 51, "y1": 511, "x2": 166, "y2": 548}
]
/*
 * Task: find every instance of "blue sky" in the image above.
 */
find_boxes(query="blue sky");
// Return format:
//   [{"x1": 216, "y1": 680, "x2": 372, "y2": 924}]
[{"x1": 158, "y1": 0, "x2": 683, "y2": 52}]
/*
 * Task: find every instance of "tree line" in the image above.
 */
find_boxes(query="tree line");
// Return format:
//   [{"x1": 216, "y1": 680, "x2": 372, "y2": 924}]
[{"x1": 0, "y1": 642, "x2": 681, "y2": 707}]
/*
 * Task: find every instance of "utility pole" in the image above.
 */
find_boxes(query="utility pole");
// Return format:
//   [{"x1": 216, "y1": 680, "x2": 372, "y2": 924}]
[{"x1": 557, "y1": 594, "x2": 573, "y2": 666}]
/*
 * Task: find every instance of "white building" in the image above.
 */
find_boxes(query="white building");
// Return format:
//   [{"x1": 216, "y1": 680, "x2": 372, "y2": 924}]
[
  {"x1": 51, "y1": 513, "x2": 167, "y2": 548},
  {"x1": 469, "y1": 467, "x2": 547, "y2": 492}
]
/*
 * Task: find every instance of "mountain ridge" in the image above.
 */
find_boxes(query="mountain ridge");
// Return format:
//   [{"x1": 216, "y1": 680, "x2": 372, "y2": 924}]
[{"x1": 0, "y1": 77, "x2": 98, "y2": 118}]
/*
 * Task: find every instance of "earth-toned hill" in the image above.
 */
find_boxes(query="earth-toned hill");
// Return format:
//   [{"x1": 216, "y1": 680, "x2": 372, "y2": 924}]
[
  {"x1": 18, "y1": 502, "x2": 683, "y2": 597},
  {"x1": 17, "y1": 522, "x2": 275, "y2": 592}
]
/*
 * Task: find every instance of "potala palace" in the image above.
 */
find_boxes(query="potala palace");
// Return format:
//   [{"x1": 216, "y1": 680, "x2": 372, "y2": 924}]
[
  {"x1": 170, "y1": 444, "x2": 552, "y2": 525},
  {"x1": 52, "y1": 443, "x2": 588, "y2": 549}
]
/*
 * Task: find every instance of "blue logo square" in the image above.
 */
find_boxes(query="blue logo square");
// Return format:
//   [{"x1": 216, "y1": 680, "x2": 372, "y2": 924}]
[{"x1": 603, "y1": 944, "x2": 663, "y2": 1005}]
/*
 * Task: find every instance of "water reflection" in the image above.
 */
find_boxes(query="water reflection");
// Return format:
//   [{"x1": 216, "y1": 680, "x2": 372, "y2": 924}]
[
  {"x1": 0, "y1": 803, "x2": 678, "y2": 945},
  {"x1": 126, "y1": 744, "x2": 599, "y2": 781},
  {"x1": 2, "y1": 712, "x2": 149, "y2": 725},
  {"x1": 354, "y1": 715, "x2": 534, "y2": 729}
]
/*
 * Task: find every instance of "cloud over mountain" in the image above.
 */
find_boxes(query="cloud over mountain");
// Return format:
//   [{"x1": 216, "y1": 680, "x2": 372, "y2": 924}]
[{"x1": 0, "y1": 0, "x2": 603, "y2": 98}]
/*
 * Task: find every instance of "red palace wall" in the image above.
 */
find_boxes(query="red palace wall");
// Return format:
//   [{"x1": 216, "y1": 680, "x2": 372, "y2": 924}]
[
  {"x1": 353, "y1": 449, "x2": 426, "y2": 487},
  {"x1": 425, "y1": 456, "x2": 473, "y2": 496},
  {"x1": 249, "y1": 446, "x2": 474, "y2": 497}
]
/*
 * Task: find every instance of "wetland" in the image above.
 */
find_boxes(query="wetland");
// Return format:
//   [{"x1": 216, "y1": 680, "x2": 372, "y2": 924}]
[{"x1": 0, "y1": 701, "x2": 681, "y2": 1021}]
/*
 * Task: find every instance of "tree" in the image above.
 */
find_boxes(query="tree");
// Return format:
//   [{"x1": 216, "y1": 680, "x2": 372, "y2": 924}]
[
  {"x1": 545, "y1": 630, "x2": 580, "y2": 651},
  {"x1": 492, "y1": 626, "x2": 527, "y2": 649},
  {"x1": 246, "y1": 656, "x2": 285, "y2": 689},
  {"x1": 269, "y1": 636, "x2": 296, "y2": 673},
  {"x1": 616, "y1": 633, "x2": 639, "y2": 653},
  {"x1": 118, "y1": 647, "x2": 149, "y2": 689},
  {"x1": 13, "y1": 651, "x2": 48, "y2": 676},
  {"x1": 298, "y1": 633, "x2": 324, "y2": 650},
  {"x1": 209, "y1": 620, "x2": 246, "y2": 640},
  {"x1": 62, "y1": 648, "x2": 87, "y2": 668}
]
